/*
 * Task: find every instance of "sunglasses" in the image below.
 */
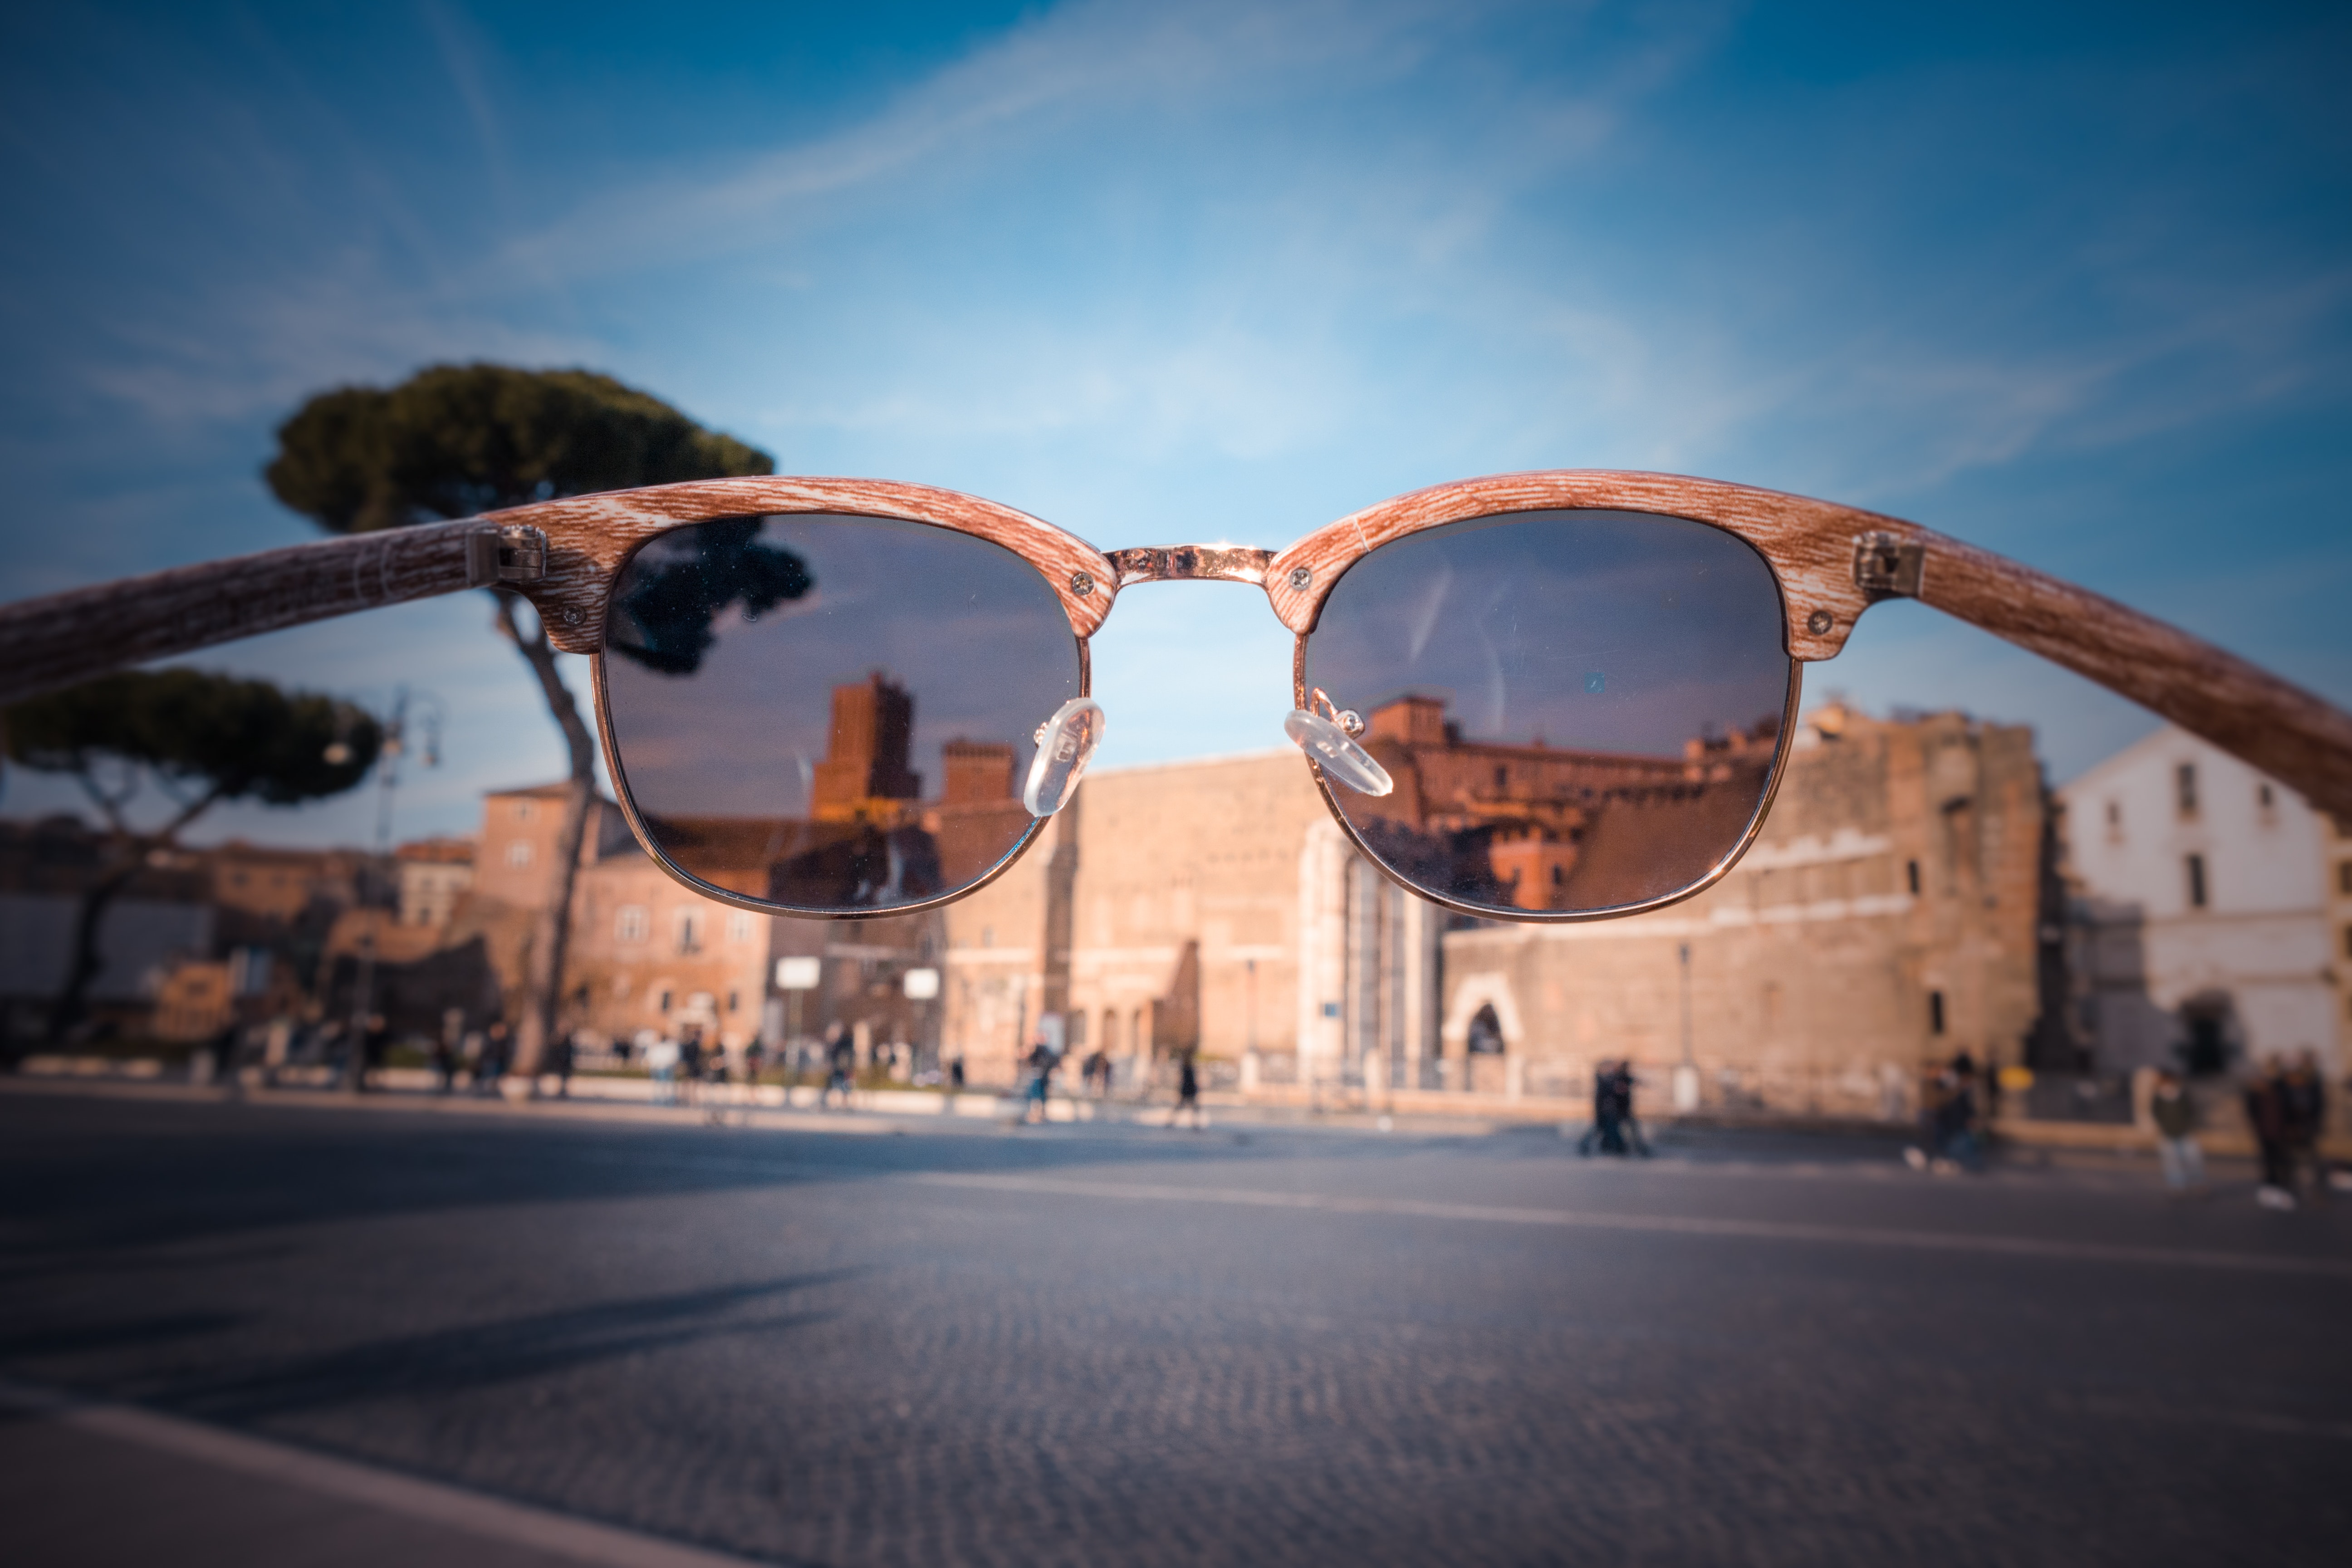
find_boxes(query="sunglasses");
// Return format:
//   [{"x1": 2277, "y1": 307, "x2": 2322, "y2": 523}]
[{"x1": 5, "y1": 471, "x2": 2344, "y2": 923}]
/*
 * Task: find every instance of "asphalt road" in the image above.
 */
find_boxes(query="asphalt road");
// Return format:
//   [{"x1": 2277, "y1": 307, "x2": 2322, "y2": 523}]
[{"x1": 1, "y1": 1086, "x2": 2347, "y2": 1567}]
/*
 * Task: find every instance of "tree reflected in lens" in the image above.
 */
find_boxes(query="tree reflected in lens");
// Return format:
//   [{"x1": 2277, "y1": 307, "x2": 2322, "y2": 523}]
[
  {"x1": 1303, "y1": 510, "x2": 1793, "y2": 915},
  {"x1": 601, "y1": 515, "x2": 1080, "y2": 914}
]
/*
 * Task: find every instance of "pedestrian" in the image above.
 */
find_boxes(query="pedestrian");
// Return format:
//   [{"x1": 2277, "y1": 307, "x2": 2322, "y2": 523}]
[
  {"x1": 647, "y1": 1033, "x2": 680, "y2": 1105},
  {"x1": 679, "y1": 1030, "x2": 704, "y2": 1106},
  {"x1": 1023, "y1": 1039, "x2": 1056, "y2": 1123},
  {"x1": 702, "y1": 1039, "x2": 730, "y2": 1124},
  {"x1": 1168, "y1": 1050, "x2": 1203, "y2": 1129},
  {"x1": 430, "y1": 1029, "x2": 457, "y2": 1094},
  {"x1": 2282, "y1": 1050, "x2": 2327, "y2": 1198},
  {"x1": 354, "y1": 1013, "x2": 388, "y2": 1093},
  {"x1": 948, "y1": 1053, "x2": 966, "y2": 1091},
  {"x1": 823, "y1": 1022, "x2": 855, "y2": 1110},
  {"x1": 2149, "y1": 1068, "x2": 2204, "y2": 1194},
  {"x1": 476, "y1": 1021, "x2": 511, "y2": 1097},
  {"x1": 2246, "y1": 1058, "x2": 2299, "y2": 1209},
  {"x1": 1611, "y1": 1060, "x2": 1652, "y2": 1156},
  {"x1": 1578, "y1": 1060, "x2": 1626, "y2": 1156},
  {"x1": 550, "y1": 1029, "x2": 575, "y2": 1100}
]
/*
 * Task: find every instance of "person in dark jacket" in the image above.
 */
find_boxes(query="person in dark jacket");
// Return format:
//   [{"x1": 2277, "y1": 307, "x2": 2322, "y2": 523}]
[
  {"x1": 1578, "y1": 1061, "x2": 1625, "y2": 1156},
  {"x1": 2245, "y1": 1058, "x2": 2298, "y2": 1209},
  {"x1": 1611, "y1": 1061, "x2": 1652, "y2": 1157},
  {"x1": 2150, "y1": 1068, "x2": 2203, "y2": 1193},
  {"x1": 1168, "y1": 1050, "x2": 1203, "y2": 1130},
  {"x1": 2282, "y1": 1051, "x2": 2327, "y2": 1197}
]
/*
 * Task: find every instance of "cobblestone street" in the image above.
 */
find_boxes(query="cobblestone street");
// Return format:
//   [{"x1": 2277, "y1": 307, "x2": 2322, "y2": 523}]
[{"x1": 2, "y1": 1086, "x2": 2347, "y2": 1566}]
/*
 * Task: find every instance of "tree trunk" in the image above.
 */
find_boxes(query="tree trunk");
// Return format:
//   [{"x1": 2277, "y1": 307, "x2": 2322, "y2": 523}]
[
  {"x1": 495, "y1": 594, "x2": 598, "y2": 1086},
  {"x1": 40, "y1": 856, "x2": 143, "y2": 1048},
  {"x1": 39, "y1": 785, "x2": 222, "y2": 1052}
]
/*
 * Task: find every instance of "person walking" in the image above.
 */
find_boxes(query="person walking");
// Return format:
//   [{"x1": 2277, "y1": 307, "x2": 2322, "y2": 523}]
[
  {"x1": 647, "y1": 1033, "x2": 680, "y2": 1106},
  {"x1": 430, "y1": 1029, "x2": 457, "y2": 1094},
  {"x1": 823, "y1": 1022, "x2": 855, "y2": 1110},
  {"x1": 476, "y1": 1021, "x2": 510, "y2": 1098},
  {"x1": 549, "y1": 1029, "x2": 575, "y2": 1100},
  {"x1": 2283, "y1": 1050, "x2": 2327, "y2": 1199},
  {"x1": 1023, "y1": 1039, "x2": 1056, "y2": 1124},
  {"x1": 2245, "y1": 1058, "x2": 2298, "y2": 1209},
  {"x1": 1167, "y1": 1050, "x2": 1203, "y2": 1130},
  {"x1": 1578, "y1": 1060, "x2": 1625, "y2": 1156},
  {"x1": 2149, "y1": 1068, "x2": 2204, "y2": 1194},
  {"x1": 1612, "y1": 1060, "x2": 1653, "y2": 1157},
  {"x1": 354, "y1": 1013, "x2": 389, "y2": 1093}
]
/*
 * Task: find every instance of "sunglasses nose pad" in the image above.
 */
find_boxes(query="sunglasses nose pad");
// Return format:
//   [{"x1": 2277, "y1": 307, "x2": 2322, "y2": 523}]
[
  {"x1": 1023, "y1": 698, "x2": 1106, "y2": 816},
  {"x1": 1284, "y1": 707, "x2": 1394, "y2": 796}
]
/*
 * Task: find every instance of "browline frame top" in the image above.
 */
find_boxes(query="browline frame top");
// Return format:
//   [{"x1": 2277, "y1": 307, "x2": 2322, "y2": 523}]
[{"x1": 0, "y1": 468, "x2": 2344, "y2": 821}]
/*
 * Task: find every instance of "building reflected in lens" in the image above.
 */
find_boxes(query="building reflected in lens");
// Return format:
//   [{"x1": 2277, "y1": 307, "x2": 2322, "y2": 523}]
[
  {"x1": 630, "y1": 671, "x2": 1034, "y2": 914},
  {"x1": 1330, "y1": 693, "x2": 1784, "y2": 915}
]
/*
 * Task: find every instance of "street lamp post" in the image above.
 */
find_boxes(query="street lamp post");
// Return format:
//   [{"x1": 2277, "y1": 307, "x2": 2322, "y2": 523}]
[
  {"x1": 1673, "y1": 941, "x2": 1700, "y2": 1112},
  {"x1": 341, "y1": 688, "x2": 441, "y2": 1093}
]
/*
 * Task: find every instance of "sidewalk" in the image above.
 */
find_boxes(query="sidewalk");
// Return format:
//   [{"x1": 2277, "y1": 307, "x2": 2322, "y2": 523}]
[{"x1": 12, "y1": 1052, "x2": 2345, "y2": 1159}]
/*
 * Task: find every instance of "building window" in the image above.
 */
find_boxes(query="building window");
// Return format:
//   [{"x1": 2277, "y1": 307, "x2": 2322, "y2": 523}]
[
  {"x1": 2342, "y1": 926, "x2": 2352, "y2": 961},
  {"x1": 727, "y1": 990, "x2": 740, "y2": 1013},
  {"x1": 1905, "y1": 859, "x2": 1921, "y2": 896},
  {"x1": 727, "y1": 910, "x2": 755, "y2": 944},
  {"x1": 2337, "y1": 862, "x2": 2351, "y2": 897},
  {"x1": 616, "y1": 905, "x2": 648, "y2": 941},
  {"x1": 1928, "y1": 990, "x2": 1946, "y2": 1035},
  {"x1": 2175, "y1": 763, "x2": 2198, "y2": 817},
  {"x1": 514, "y1": 800, "x2": 536, "y2": 822},
  {"x1": 2185, "y1": 853, "x2": 2208, "y2": 909},
  {"x1": 657, "y1": 987, "x2": 673, "y2": 1014},
  {"x1": 505, "y1": 840, "x2": 533, "y2": 867},
  {"x1": 676, "y1": 909, "x2": 704, "y2": 954},
  {"x1": 1494, "y1": 765, "x2": 1509, "y2": 790},
  {"x1": 2257, "y1": 783, "x2": 2274, "y2": 811}
]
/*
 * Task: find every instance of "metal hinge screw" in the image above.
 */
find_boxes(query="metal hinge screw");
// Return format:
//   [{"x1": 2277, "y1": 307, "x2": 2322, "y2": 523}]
[
  {"x1": 1069, "y1": 571, "x2": 1095, "y2": 597},
  {"x1": 1288, "y1": 566, "x2": 1312, "y2": 591},
  {"x1": 1806, "y1": 609, "x2": 1833, "y2": 636}
]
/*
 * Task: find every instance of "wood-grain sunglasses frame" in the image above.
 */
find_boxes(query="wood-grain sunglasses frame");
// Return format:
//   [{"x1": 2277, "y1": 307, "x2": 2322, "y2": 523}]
[{"x1": 2, "y1": 471, "x2": 2346, "y2": 923}]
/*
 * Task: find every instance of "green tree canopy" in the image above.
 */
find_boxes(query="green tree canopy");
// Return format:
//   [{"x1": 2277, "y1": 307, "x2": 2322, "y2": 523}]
[
  {"x1": 7, "y1": 669, "x2": 381, "y2": 808},
  {"x1": 265, "y1": 363, "x2": 774, "y2": 531},
  {"x1": 5, "y1": 668, "x2": 383, "y2": 1047}
]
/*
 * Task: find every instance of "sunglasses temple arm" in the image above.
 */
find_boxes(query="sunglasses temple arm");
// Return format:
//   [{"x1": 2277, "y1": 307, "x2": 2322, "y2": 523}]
[
  {"x1": 1897, "y1": 527, "x2": 2352, "y2": 824},
  {"x1": 0, "y1": 516, "x2": 536, "y2": 706}
]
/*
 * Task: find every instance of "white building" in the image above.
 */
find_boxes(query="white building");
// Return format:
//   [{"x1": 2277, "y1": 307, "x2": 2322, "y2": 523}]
[{"x1": 2058, "y1": 725, "x2": 2340, "y2": 1076}]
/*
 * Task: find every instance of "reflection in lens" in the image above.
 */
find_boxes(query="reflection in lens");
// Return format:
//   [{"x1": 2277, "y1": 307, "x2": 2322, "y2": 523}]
[
  {"x1": 1302, "y1": 510, "x2": 1793, "y2": 916},
  {"x1": 601, "y1": 514, "x2": 1082, "y2": 914}
]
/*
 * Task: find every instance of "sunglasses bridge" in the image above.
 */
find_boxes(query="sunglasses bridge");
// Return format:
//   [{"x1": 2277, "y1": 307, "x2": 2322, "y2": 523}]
[{"x1": 1107, "y1": 545, "x2": 1278, "y2": 591}]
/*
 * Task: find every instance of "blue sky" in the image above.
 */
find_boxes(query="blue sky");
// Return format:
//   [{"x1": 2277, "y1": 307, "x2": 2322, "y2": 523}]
[{"x1": 1, "y1": 0, "x2": 2347, "y2": 846}]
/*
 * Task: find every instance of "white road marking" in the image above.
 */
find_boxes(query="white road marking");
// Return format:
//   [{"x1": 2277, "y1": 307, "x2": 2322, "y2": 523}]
[{"x1": 906, "y1": 1171, "x2": 2352, "y2": 1278}]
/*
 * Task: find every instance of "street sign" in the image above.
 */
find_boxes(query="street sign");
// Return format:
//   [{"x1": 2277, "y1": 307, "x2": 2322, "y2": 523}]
[
  {"x1": 903, "y1": 966, "x2": 940, "y2": 1000},
  {"x1": 775, "y1": 956, "x2": 822, "y2": 991}
]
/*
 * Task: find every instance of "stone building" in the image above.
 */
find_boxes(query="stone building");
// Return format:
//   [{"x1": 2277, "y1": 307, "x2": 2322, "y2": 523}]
[
  {"x1": 938, "y1": 703, "x2": 2049, "y2": 1110},
  {"x1": 395, "y1": 838, "x2": 474, "y2": 929},
  {"x1": 1438, "y1": 705, "x2": 2051, "y2": 1113},
  {"x1": 2058, "y1": 724, "x2": 2341, "y2": 1077},
  {"x1": 937, "y1": 749, "x2": 1376, "y2": 1087}
]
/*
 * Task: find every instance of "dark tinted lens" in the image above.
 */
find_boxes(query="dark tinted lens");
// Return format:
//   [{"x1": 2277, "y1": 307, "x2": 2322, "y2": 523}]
[
  {"x1": 1303, "y1": 509, "x2": 1793, "y2": 915},
  {"x1": 601, "y1": 514, "x2": 1080, "y2": 914}
]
